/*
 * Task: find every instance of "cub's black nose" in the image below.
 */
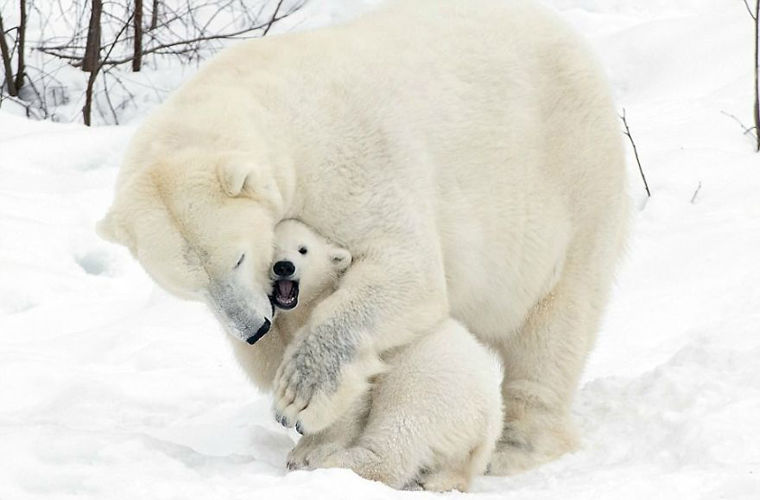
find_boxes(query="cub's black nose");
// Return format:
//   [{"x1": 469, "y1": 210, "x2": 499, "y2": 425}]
[
  {"x1": 246, "y1": 318, "x2": 271, "y2": 345},
  {"x1": 273, "y1": 260, "x2": 295, "y2": 277}
]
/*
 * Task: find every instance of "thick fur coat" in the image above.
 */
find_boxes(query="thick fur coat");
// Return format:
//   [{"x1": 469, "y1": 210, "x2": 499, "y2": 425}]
[{"x1": 98, "y1": 0, "x2": 629, "y2": 477}]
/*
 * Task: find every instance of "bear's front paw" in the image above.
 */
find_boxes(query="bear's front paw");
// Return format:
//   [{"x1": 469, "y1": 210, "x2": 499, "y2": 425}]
[
  {"x1": 272, "y1": 336, "x2": 346, "y2": 433},
  {"x1": 273, "y1": 335, "x2": 381, "y2": 434}
]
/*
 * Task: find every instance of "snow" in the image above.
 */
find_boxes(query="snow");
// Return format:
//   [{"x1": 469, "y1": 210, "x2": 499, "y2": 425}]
[{"x1": 1, "y1": 0, "x2": 759, "y2": 498}]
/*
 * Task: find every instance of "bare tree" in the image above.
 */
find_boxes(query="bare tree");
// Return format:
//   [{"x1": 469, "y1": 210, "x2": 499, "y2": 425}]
[
  {"x1": 742, "y1": 1, "x2": 760, "y2": 151},
  {"x1": 0, "y1": 11, "x2": 17, "y2": 96},
  {"x1": 133, "y1": 0, "x2": 143, "y2": 71},
  {"x1": 0, "y1": 1, "x2": 27, "y2": 97},
  {"x1": 83, "y1": 0, "x2": 105, "y2": 124},
  {"x1": 8, "y1": 0, "x2": 307, "y2": 124},
  {"x1": 15, "y1": 0, "x2": 26, "y2": 92},
  {"x1": 82, "y1": 0, "x2": 103, "y2": 73},
  {"x1": 752, "y1": 1, "x2": 759, "y2": 151},
  {"x1": 40, "y1": 1, "x2": 306, "y2": 68},
  {"x1": 150, "y1": 0, "x2": 160, "y2": 31}
]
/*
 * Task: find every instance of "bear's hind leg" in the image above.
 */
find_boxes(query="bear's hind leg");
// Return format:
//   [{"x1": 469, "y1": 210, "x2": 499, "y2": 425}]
[{"x1": 489, "y1": 253, "x2": 617, "y2": 475}]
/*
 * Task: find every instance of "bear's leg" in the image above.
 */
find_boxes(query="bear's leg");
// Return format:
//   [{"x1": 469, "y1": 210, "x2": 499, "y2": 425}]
[
  {"x1": 489, "y1": 260, "x2": 612, "y2": 475},
  {"x1": 318, "y1": 406, "x2": 433, "y2": 489},
  {"x1": 287, "y1": 390, "x2": 370, "y2": 470},
  {"x1": 419, "y1": 432, "x2": 496, "y2": 491},
  {"x1": 418, "y1": 468, "x2": 470, "y2": 492},
  {"x1": 319, "y1": 442, "x2": 421, "y2": 490}
]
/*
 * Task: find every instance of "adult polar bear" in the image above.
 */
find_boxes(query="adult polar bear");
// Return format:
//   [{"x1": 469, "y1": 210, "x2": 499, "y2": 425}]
[{"x1": 98, "y1": 0, "x2": 628, "y2": 474}]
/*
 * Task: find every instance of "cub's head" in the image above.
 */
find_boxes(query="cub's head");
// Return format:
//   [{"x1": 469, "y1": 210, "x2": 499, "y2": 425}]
[
  {"x1": 97, "y1": 147, "x2": 288, "y2": 346},
  {"x1": 270, "y1": 220, "x2": 351, "y2": 312}
]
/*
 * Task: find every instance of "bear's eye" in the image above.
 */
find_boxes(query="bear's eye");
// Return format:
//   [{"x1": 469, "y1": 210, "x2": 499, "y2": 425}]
[
  {"x1": 298, "y1": 246, "x2": 308, "y2": 255},
  {"x1": 234, "y1": 253, "x2": 245, "y2": 269}
]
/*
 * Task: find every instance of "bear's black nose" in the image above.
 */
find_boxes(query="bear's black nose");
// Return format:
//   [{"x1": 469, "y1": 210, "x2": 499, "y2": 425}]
[
  {"x1": 273, "y1": 260, "x2": 295, "y2": 277},
  {"x1": 246, "y1": 318, "x2": 271, "y2": 345}
]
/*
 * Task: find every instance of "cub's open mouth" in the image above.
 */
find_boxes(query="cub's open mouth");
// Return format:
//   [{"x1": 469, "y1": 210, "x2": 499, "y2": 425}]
[{"x1": 272, "y1": 279, "x2": 299, "y2": 310}]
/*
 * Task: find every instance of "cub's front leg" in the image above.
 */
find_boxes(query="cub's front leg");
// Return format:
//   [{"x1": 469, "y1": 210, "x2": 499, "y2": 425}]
[{"x1": 287, "y1": 390, "x2": 370, "y2": 470}]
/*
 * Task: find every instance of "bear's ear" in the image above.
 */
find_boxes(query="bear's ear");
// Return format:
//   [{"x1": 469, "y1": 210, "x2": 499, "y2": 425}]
[
  {"x1": 217, "y1": 161, "x2": 283, "y2": 212},
  {"x1": 217, "y1": 162, "x2": 257, "y2": 197},
  {"x1": 96, "y1": 208, "x2": 135, "y2": 251},
  {"x1": 330, "y1": 248, "x2": 352, "y2": 272}
]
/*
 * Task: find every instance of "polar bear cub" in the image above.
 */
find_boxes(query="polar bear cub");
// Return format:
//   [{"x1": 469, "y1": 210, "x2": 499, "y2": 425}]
[{"x1": 270, "y1": 219, "x2": 502, "y2": 491}]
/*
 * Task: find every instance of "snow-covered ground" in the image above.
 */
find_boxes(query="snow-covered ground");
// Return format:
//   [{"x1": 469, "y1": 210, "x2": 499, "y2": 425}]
[{"x1": 1, "y1": 1, "x2": 759, "y2": 498}]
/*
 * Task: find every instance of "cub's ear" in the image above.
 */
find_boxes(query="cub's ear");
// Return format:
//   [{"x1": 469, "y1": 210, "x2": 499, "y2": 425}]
[
  {"x1": 96, "y1": 208, "x2": 135, "y2": 251},
  {"x1": 330, "y1": 248, "x2": 352, "y2": 272},
  {"x1": 217, "y1": 161, "x2": 283, "y2": 212}
]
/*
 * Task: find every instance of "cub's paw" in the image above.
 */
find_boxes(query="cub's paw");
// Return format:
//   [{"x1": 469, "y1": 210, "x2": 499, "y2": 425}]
[
  {"x1": 418, "y1": 470, "x2": 469, "y2": 492},
  {"x1": 320, "y1": 446, "x2": 406, "y2": 490},
  {"x1": 287, "y1": 435, "x2": 347, "y2": 471}
]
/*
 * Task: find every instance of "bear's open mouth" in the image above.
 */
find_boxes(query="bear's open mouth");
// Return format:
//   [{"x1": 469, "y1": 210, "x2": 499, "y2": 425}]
[{"x1": 272, "y1": 279, "x2": 299, "y2": 310}]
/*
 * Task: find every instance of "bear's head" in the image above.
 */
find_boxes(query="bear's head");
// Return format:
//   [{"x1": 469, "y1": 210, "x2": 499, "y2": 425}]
[
  {"x1": 97, "y1": 147, "x2": 290, "y2": 345},
  {"x1": 270, "y1": 219, "x2": 351, "y2": 312}
]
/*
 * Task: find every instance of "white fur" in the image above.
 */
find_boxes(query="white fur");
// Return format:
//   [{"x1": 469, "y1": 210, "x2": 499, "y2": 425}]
[
  {"x1": 316, "y1": 320, "x2": 503, "y2": 492},
  {"x1": 261, "y1": 220, "x2": 502, "y2": 491},
  {"x1": 98, "y1": 0, "x2": 629, "y2": 476}
]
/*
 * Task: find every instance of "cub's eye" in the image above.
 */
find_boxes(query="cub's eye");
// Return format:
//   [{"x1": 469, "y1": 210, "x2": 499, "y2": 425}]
[
  {"x1": 234, "y1": 253, "x2": 245, "y2": 269},
  {"x1": 298, "y1": 246, "x2": 308, "y2": 255}
]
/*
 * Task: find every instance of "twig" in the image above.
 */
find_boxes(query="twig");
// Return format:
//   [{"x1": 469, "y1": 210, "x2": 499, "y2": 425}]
[
  {"x1": 263, "y1": 0, "x2": 285, "y2": 36},
  {"x1": 720, "y1": 110, "x2": 758, "y2": 136},
  {"x1": 690, "y1": 181, "x2": 702, "y2": 204},
  {"x1": 0, "y1": 92, "x2": 39, "y2": 118},
  {"x1": 101, "y1": 13, "x2": 295, "y2": 66},
  {"x1": 743, "y1": 0, "x2": 757, "y2": 20},
  {"x1": 101, "y1": 70, "x2": 119, "y2": 124},
  {"x1": 620, "y1": 108, "x2": 651, "y2": 198}
]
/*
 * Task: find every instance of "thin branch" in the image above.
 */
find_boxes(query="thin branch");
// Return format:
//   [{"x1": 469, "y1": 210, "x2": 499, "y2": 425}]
[
  {"x1": 742, "y1": 0, "x2": 757, "y2": 20},
  {"x1": 0, "y1": 92, "x2": 40, "y2": 118},
  {"x1": 690, "y1": 181, "x2": 702, "y2": 204},
  {"x1": 720, "y1": 110, "x2": 758, "y2": 136},
  {"x1": 101, "y1": 69, "x2": 119, "y2": 124},
  {"x1": 263, "y1": 0, "x2": 285, "y2": 36},
  {"x1": 620, "y1": 108, "x2": 651, "y2": 198},
  {"x1": 98, "y1": 12, "x2": 296, "y2": 66}
]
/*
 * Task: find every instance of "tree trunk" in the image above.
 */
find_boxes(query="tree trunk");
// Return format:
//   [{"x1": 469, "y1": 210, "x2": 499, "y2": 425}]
[
  {"x1": 83, "y1": 0, "x2": 102, "y2": 73},
  {"x1": 150, "y1": 0, "x2": 159, "y2": 30},
  {"x1": 0, "y1": 12, "x2": 18, "y2": 96},
  {"x1": 754, "y1": 1, "x2": 759, "y2": 151},
  {"x1": 133, "y1": 0, "x2": 143, "y2": 71},
  {"x1": 14, "y1": 0, "x2": 26, "y2": 92},
  {"x1": 83, "y1": 64, "x2": 98, "y2": 126}
]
